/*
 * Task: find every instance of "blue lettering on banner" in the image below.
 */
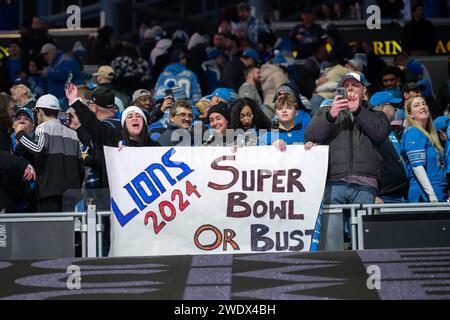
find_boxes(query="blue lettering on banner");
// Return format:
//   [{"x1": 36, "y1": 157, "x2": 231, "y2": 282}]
[{"x1": 112, "y1": 148, "x2": 194, "y2": 227}]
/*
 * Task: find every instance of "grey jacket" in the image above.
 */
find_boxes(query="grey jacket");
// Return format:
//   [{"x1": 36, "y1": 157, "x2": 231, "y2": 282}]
[{"x1": 305, "y1": 101, "x2": 390, "y2": 181}]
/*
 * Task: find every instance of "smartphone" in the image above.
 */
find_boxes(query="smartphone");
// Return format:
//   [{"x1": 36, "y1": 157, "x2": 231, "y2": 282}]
[
  {"x1": 336, "y1": 87, "x2": 347, "y2": 99},
  {"x1": 65, "y1": 72, "x2": 73, "y2": 90},
  {"x1": 165, "y1": 89, "x2": 174, "y2": 99},
  {"x1": 58, "y1": 112, "x2": 71, "y2": 126}
]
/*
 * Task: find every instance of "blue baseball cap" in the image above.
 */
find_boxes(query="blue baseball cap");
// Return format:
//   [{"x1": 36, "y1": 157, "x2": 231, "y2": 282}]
[
  {"x1": 15, "y1": 107, "x2": 35, "y2": 123},
  {"x1": 370, "y1": 91, "x2": 402, "y2": 107},
  {"x1": 242, "y1": 48, "x2": 260, "y2": 64},
  {"x1": 207, "y1": 48, "x2": 224, "y2": 60},
  {"x1": 434, "y1": 116, "x2": 450, "y2": 131},
  {"x1": 416, "y1": 79, "x2": 432, "y2": 97},
  {"x1": 205, "y1": 88, "x2": 238, "y2": 103}
]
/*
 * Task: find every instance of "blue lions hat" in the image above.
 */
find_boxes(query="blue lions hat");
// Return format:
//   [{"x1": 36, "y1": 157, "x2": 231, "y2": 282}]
[
  {"x1": 370, "y1": 91, "x2": 402, "y2": 107},
  {"x1": 207, "y1": 48, "x2": 224, "y2": 60},
  {"x1": 15, "y1": 107, "x2": 35, "y2": 123},
  {"x1": 205, "y1": 88, "x2": 238, "y2": 103},
  {"x1": 434, "y1": 116, "x2": 450, "y2": 131},
  {"x1": 242, "y1": 48, "x2": 260, "y2": 64}
]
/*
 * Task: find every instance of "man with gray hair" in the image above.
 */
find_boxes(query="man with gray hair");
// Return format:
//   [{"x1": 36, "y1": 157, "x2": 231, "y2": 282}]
[
  {"x1": 158, "y1": 99, "x2": 196, "y2": 146},
  {"x1": 10, "y1": 77, "x2": 36, "y2": 110}
]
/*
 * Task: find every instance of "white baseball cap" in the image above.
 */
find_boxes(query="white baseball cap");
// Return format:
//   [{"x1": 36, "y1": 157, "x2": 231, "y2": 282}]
[
  {"x1": 35, "y1": 94, "x2": 61, "y2": 111},
  {"x1": 121, "y1": 106, "x2": 147, "y2": 126}
]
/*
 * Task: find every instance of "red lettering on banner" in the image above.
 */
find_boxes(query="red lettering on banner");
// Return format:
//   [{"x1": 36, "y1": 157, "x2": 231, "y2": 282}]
[{"x1": 143, "y1": 180, "x2": 201, "y2": 235}]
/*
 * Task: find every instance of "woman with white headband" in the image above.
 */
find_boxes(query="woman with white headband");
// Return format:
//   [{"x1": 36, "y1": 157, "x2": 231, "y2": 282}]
[{"x1": 119, "y1": 106, "x2": 160, "y2": 147}]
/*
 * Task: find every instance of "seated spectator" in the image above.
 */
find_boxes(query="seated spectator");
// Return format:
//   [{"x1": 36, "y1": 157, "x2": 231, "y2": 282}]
[
  {"x1": 402, "y1": 82, "x2": 424, "y2": 102},
  {"x1": 344, "y1": 53, "x2": 367, "y2": 74},
  {"x1": 289, "y1": 6, "x2": 324, "y2": 59},
  {"x1": 111, "y1": 43, "x2": 150, "y2": 96},
  {"x1": 221, "y1": 33, "x2": 245, "y2": 91},
  {"x1": 310, "y1": 62, "x2": 350, "y2": 115},
  {"x1": 10, "y1": 78, "x2": 36, "y2": 110},
  {"x1": 259, "y1": 95, "x2": 306, "y2": 147},
  {"x1": 158, "y1": 100, "x2": 195, "y2": 146},
  {"x1": 236, "y1": 2, "x2": 273, "y2": 46},
  {"x1": 229, "y1": 98, "x2": 272, "y2": 146},
  {"x1": 93, "y1": 65, "x2": 130, "y2": 108},
  {"x1": 370, "y1": 91, "x2": 409, "y2": 204},
  {"x1": 27, "y1": 58, "x2": 46, "y2": 97},
  {"x1": 402, "y1": 96, "x2": 448, "y2": 202},
  {"x1": 206, "y1": 88, "x2": 238, "y2": 107},
  {"x1": 259, "y1": 60, "x2": 290, "y2": 118},
  {"x1": 155, "y1": 50, "x2": 202, "y2": 103},
  {"x1": 380, "y1": 66, "x2": 403, "y2": 99},
  {"x1": 202, "y1": 48, "x2": 227, "y2": 95},
  {"x1": 238, "y1": 67, "x2": 262, "y2": 105},
  {"x1": 150, "y1": 38, "x2": 172, "y2": 82},
  {"x1": 402, "y1": 3, "x2": 438, "y2": 56},
  {"x1": 7, "y1": 41, "x2": 28, "y2": 83}
]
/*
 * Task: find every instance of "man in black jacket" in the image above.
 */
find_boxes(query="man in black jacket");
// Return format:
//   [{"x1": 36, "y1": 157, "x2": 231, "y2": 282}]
[
  {"x1": 221, "y1": 33, "x2": 244, "y2": 91},
  {"x1": 306, "y1": 72, "x2": 390, "y2": 201},
  {"x1": 305, "y1": 72, "x2": 390, "y2": 249},
  {"x1": 370, "y1": 91, "x2": 409, "y2": 204}
]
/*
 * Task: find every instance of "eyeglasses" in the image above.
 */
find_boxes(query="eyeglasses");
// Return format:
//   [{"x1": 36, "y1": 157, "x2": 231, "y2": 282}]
[{"x1": 175, "y1": 113, "x2": 193, "y2": 119}]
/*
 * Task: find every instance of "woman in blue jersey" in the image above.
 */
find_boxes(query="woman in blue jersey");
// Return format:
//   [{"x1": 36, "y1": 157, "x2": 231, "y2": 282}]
[
  {"x1": 259, "y1": 95, "x2": 307, "y2": 149},
  {"x1": 402, "y1": 96, "x2": 448, "y2": 202}
]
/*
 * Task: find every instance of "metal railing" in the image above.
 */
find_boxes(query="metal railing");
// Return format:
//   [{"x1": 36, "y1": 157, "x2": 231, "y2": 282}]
[
  {"x1": 0, "y1": 211, "x2": 88, "y2": 257},
  {"x1": 2, "y1": 202, "x2": 450, "y2": 259}
]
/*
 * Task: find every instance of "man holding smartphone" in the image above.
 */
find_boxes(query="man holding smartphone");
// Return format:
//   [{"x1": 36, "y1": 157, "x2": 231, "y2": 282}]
[{"x1": 305, "y1": 72, "x2": 390, "y2": 250}]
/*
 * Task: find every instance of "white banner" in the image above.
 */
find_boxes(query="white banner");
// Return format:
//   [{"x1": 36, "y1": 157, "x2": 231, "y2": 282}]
[{"x1": 105, "y1": 145, "x2": 329, "y2": 257}]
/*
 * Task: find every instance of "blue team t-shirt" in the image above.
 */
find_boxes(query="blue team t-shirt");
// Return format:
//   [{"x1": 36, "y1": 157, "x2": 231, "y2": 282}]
[
  {"x1": 258, "y1": 124, "x2": 305, "y2": 146},
  {"x1": 402, "y1": 126, "x2": 448, "y2": 202}
]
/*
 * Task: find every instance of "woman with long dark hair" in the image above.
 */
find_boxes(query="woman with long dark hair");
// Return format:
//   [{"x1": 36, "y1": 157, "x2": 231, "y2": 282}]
[{"x1": 229, "y1": 98, "x2": 272, "y2": 146}]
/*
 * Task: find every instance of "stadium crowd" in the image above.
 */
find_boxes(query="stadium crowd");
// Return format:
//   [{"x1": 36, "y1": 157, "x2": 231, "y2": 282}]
[{"x1": 1, "y1": 1, "x2": 450, "y2": 223}]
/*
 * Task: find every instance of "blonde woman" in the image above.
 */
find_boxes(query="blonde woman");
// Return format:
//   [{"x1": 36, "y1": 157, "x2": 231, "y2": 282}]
[{"x1": 402, "y1": 96, "x2": 448, "y2": 202}]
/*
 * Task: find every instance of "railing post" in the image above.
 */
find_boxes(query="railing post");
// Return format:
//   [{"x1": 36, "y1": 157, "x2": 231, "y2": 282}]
[
  {"x1": 87, "y1": 205, "x2": 97, "y2": 257},
  {"x1": 357, "y1": 209, "x2": 367, "y2": 250},
  {"x1": 81, "y1": 212, "x2": 87, "y2": 258},
  {"x1": 97, "y1": 212, "x2": 104, "y2": 257}
]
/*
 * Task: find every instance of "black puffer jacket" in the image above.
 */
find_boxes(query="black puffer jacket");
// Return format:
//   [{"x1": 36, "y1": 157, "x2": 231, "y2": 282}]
[
  {"x1": 305, "y1": 101, "x2": 390, "y2": 181},
  {"x1": 0, "y1": 129, "x2": 29, "y2": 212}
]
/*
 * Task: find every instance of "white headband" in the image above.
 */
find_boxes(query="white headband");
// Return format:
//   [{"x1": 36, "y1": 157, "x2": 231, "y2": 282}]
[{"x1": 121, "y1": 106, "x2": 147, "y2": 127}]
